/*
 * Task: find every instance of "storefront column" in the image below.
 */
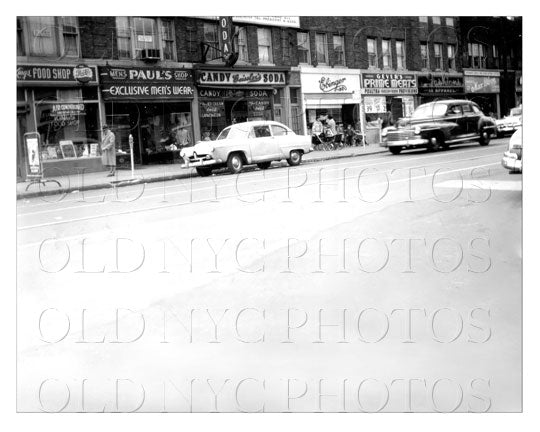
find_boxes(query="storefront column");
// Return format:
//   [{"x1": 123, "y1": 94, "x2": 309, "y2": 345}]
[
  {"x1": 496, "y1": 93, "x2": 501, "y2": 119},
  {"x1": 192, "y1": 95, "x2": 201, "y2": 143}
]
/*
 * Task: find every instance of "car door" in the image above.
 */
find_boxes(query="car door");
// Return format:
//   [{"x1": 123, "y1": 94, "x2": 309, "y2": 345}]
[
  {"x1": 248, "y1": 125, "x2": 276, "y2": 161},
  {"x1": 270, "y1": 124, "x2": 294, "y2": 157},
  {"x1": 444, "y1": 104, "x2": 466, "y2": 139},
  {"x1": 462, "y1": 102, "x2": 481, "y2": 136}
]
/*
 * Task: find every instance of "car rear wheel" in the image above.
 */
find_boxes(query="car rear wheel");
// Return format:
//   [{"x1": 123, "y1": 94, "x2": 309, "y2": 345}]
[
  {"x1": 389, "y1": 147, "x2": 402, "y2": 155},
  {"x1": 479, "y1": 130, "x2": 491, "y2": 146},
  {"x1": 257, "y1": 161, "x2": 272, "y2": 170},
  {"x1": 196, "y1": 167, "x2": 212, "y2": 177},
  {"x1": 287, "y1": 150, "x2": 302, "y2": 166},
  {"x1": 227, "y1": 153, "x2": 244, "y2": 174}
]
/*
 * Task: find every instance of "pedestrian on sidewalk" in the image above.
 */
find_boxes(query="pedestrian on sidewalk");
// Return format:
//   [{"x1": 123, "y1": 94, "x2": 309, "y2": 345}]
[{"x1": 101, "y1": 124, "x2": 116, "y2": 177}]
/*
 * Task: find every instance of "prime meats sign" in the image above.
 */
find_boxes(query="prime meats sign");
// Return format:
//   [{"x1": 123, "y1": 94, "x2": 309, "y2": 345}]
[{"x1": 361, "y1": 73, "x2": 418, "y2": 95}]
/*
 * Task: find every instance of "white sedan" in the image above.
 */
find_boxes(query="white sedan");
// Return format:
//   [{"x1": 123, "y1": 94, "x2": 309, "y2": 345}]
[
  {"x1": 180, "y1": 121, "x2": 311, "y2": 176},
  {"x1": 501, "y1": 127, "x2": 522, "y2": 173}
]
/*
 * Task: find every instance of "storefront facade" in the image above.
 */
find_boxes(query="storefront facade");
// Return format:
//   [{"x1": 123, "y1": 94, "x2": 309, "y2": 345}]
[
  {"x1": 359, "y1": 72, "x2": 418, "y2": 143},
  {"x1": 300, "y1": 67, "x2": 362, "y2": 134},
  {"x1": 17, "y1": 63, "x2": 101, "y2": 180},
  {"x1": 99, "y1": 65, "x2": 195, "y2": 164},
  {"x1": 194, "y1": 67, "x2": 289, "y2": 139},
  {"x1": 463, "y1": 69, "x2": 501, "y2": 118},
  {"x1": 417, "y1": 73, "x2": 465, "y2": 104}
]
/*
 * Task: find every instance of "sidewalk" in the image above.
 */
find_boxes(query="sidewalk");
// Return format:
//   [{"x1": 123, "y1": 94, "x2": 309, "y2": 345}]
[{"x1": 17, "y1": 144, "x2": 387, "y2": 200}]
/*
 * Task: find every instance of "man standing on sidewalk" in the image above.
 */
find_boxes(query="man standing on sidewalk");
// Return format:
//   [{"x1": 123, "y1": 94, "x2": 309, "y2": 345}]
[{"x1": 101, "y1": 124, "x2": 116, "y2": 177}]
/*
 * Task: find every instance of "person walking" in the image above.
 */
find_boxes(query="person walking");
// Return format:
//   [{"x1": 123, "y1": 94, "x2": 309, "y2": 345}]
[
  {"x1": 311, "y1": 117, "x2": 324, "y2": 149},
  {"x1": 101, "y1": 124, "x2": 116, "y2": 177}
]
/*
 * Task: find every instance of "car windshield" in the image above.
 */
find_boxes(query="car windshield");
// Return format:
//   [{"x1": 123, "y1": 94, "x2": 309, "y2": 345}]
[
  {"x1": 411, "y1": 103, "x2": 447, "y2": 119},
  {"x1": 509, "y1": 107, "x2": 522, "y2": 116},
  {"x1": 216, "y1": 126, "x2": 247, "y2": 140}
]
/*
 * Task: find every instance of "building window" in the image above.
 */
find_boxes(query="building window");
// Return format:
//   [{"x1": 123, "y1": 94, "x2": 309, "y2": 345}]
[
  {"x1": 297, "y1": 31, "x2": 310, "y2": 64},
  {"x1": 420, "y1": 43, "x2": 428, "y2": 69},
  {"x1": 419, "y1": 16, "x2": 428, "y2": 23},
  {"x1": 367, "y1": 38, "x2": 378, "y2": 68},
  {"x1": 237, "y1": 27, "x2": 248, "y2": 62},
  {"x1": 432, "y1": 16, "x2": 441, "y2": 25},
  {"x1": 468, "y1": 42, "x2": 486, "y2": 68},
  {"x1": 257, "y1": 27, "x2": 273, "y2": 64},
  {"x1": 315, "y1": 33, "x2": 328, "y2": 64},
  {"x1": 333, "y1": 34, "x2": 345, "y2": 66},
  {"x1": 445, "y1": 17, "x2": 454, "y2": 27},
  {"x1": 382, "y1": 39, "x2": 392, "y2": 69},
  {"x1": 290, "y1": 88, "x2": 299, "y2": 105},
  {"x1": 116, "y1": 17, "x2": 131, "y2": 59},
  {"x1": 447, "y1": 44, "x2": 456, "y2": 70},
  {"x1": 434, "y1": 43, "x2": 442, "y2": 70},
  {"x1": 27, "y1": 16, "x2": 57, "y2": 56},
  {"x1": 492, "y1": 44, "x2": 499, "y2": 68},
  {"x1": 160, "y1": 19, "x2": 176, "y2": 60},
  {"x1": 60, "y1": 17, "x2": 79, "y2": 57},
  {"x1": 133, "y1": 17, "x2": 158, "y2": 59},
  {"x1": 17, "y1": 17, "x2": 25, "y2": 56},
  {"x1": 396, "y1": 40, "x2": 405, "y2": 69},
  {"x1": 204, "y1": 22, "x2": 220, "y2": 61}
]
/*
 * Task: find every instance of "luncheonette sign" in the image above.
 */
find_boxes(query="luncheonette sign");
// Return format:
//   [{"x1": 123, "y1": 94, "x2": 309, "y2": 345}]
[
  {"x1": 361, "y1": 73, "x2": 418, "y2": 95},
  {"x1": 196, "y1": 70, "x2": 286, "y2": 86},
  {"x1": 99, "y1": 66, "x2": 194, "y2": 99},
  {"x1": 17, "y1": 64, "x2": 97, "y2": 85}
]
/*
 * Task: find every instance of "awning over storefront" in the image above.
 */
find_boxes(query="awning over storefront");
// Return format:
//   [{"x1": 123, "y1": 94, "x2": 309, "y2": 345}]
[{"x1": 303, "y1": 93, "x2": 359, "y2": 109}]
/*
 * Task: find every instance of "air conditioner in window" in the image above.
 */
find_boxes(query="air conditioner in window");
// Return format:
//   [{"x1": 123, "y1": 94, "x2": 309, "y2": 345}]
[{"x1": 140, "y1": 49, "x2": 161, "y2": 61}]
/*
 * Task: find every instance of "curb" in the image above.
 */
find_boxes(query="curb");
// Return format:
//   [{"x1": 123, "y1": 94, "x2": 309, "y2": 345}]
[{"x1": 17, "y1": 147, "x2": 388, "y2": 200}]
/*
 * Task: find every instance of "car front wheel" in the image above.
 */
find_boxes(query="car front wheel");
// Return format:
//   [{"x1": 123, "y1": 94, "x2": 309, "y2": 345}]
[
  {"x1": 227, "y1": 153, "x2": 244, "y2": 174},
  {"x1": 287, "y1": 150, "x2": 302, "y2": 166}
]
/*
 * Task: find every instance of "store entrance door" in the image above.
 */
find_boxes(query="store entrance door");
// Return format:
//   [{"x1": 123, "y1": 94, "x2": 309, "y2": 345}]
[{"x1": 17, "y1": 113, "x2": 27, "y2": 181}]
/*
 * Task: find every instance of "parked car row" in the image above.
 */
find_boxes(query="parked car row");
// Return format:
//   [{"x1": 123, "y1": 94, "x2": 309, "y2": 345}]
[{"x1": 178, "y1": 101, "x2": 521, "y2": 177}]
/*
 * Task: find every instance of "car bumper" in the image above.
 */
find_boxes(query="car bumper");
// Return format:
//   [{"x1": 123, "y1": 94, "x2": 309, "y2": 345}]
[
  {"x1": 180, "y1": 157, "x2": 218, "y2": 168},
  {"x1": 501, "y1": 153, "x2": 522, "y2": 171},
  {"x1": 497, "y1": 125, "x2": 520, "y2": 133},
  {"x1": 381, "y1": 138, "x2": 429, "y2": 147}
]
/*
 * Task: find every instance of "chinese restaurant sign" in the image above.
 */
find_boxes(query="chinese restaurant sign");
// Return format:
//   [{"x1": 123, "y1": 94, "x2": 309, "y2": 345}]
[
  {"x1": 99, "y1": 66, "x2": 194, "y2": 100},
  {"x1": 17, "y1": 64, "x2": 97, "y2": 85},
  {"x1": 361, "y1": 73, "x2": 418, "y2": 95},
  {"x1": 197, "y1": 70, "x2": 286, "y2": 86},
  {"x1": 418, "y1": 75, "x2": 464, "y2": 95}
]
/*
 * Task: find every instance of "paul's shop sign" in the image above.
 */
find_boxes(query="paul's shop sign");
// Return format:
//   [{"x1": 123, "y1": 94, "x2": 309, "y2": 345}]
[
  {"x1": 361, "y1": 73, "x2": 418, "y2": 95},
  {"x1": 197, "y1": 70, "x2": 286, "y2": 86},
  {"x1": 99, "y1": 66, "x2": 194, "y2": 100}
]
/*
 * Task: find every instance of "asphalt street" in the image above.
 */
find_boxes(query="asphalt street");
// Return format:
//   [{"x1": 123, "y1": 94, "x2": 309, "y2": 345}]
[{"x1": 17, "y1": 138, "x2": 522, "y2": 412}]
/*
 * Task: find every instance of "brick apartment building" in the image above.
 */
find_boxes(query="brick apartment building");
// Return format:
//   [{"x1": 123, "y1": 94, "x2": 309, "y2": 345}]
[{"x1": 16, "y1": 16, "x2": 522, "y2": 180}]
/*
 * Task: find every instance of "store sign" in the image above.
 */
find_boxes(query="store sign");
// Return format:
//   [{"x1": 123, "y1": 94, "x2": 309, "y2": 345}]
[
  {"x1": 301, "y1": 72, "x2": 360, "y2": 95},
  {"x1": 197, "y1": 16, "x2": 300, "y2": 28},
  {"x1": 463, "y1": 70, "x2": 500, "y2": 77},
  {"x1": 218, "y1": 17, "x2": 233, "y2": 57},
  {"x1": 26, "y1": 136, "x2": 41, "y2": 175},
  {"x1": 418, "y1": 75, "x2": 464, "y2": 95},
  {"x1": 464, "y1": 76, "x2": 500, "y2": 93},
  {"x1": 361, "y1": 73, "x2": 418, "y2": 95},
  {"x1": 197, "y1": 70, "x2": 286, "y2": 86},
  {"x1": 199, "y1": 88, "x2": 272, "y2": 99},
  {"x1": 99, "y1": 66, "x2": 195, "y2": 99},
  {"x1": 17, "y1": 64, "x2": 98, "y2": 85}
]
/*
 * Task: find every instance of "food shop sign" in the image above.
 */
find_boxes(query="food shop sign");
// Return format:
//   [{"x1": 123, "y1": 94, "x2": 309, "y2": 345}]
[
  {"x1": 197, "y1": 70, "x2": 286, "y2": 86},
  {"x1": 361, "y1": 73, "x2": 418, "y2": 95},
  {"x1": 17, "y1": 64, "x2": 97, "y2": 85},
  {"x1": 99, "y1": 66, "x2": 194, "y2": 100}
]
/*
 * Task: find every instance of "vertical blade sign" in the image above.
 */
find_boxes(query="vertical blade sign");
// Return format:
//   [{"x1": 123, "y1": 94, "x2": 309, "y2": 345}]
[{"x1": 218, "y1": 17, "x2": 233, "y2": 60}]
